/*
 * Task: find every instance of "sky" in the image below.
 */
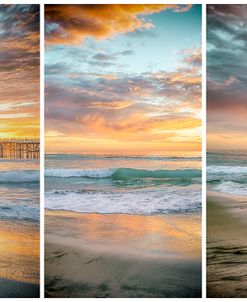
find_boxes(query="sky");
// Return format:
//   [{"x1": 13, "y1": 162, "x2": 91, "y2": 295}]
[
  {"x1": 0, "y1": 5, "x2": 40, "y2": 139},
  {"x1": 207, "y1": 5, "x2": 247, "y2": 151},
  {"x1": 45, "y1": 4, "x2": 201, "y2": 154}
]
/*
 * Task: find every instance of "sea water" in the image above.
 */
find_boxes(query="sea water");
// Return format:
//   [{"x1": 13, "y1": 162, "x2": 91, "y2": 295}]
[
  {"x1": 207, "y1": 151, "x2": 247, "y2": 196},
  {"x1": 0, "y1": 159, "x2": 40, "y2": 286},
  {"x1": 45, "y1": 152, "x2": 201, "y2": 215},
  {"x1": 0, "y1": 159, "x2": 40, "y2": 221}
]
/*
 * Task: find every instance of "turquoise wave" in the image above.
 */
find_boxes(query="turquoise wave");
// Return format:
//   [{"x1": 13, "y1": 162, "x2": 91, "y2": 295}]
[
  {"x1": 46, "y1": 167, "x2": 201, "y2": 180},
  {"x1": 112, "y1": 168, "x2": 201, "y2": 180}
]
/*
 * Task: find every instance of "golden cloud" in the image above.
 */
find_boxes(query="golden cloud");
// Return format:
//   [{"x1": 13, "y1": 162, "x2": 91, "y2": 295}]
[{"x1": 45, "y1": 4, "x2": 192, "y2": 44}]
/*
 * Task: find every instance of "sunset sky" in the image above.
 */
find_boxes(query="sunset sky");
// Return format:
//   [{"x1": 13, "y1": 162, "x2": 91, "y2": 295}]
[
  {"x1": 45, "y1": 4, "x2": 201, "y2": 154},
  {"x1": 207, "y1": 5, "x2": 247, "y2": 150},
  {"x1": 0, "y1": 5, "x2": 40, "y2": 139}
]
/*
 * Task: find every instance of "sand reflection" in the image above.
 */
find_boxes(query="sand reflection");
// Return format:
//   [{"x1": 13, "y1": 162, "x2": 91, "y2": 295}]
[
  {"x1": 0, "y1": 221, "x2": 39, "y2": 284},
  {"x1": 46, "y1": 210, "x2": 201, "y2": 260}
]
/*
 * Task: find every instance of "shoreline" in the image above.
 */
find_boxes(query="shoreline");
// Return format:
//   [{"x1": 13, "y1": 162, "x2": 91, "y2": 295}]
[
  {"x1": 45, "y1": 207, "x2": 201, "y2": 217},
  {"x1": 45, "y1": 209, "x2": 201, "y2": 260},
  {"x1": 45, "y1": 209, "x2": 201, "y2": 298},
  {"x1": 207, "y1": 192, "x2": 247, "y2": 298},
  {"x1": 207, "y1": 190, "x2": 247, "y2": 222}
]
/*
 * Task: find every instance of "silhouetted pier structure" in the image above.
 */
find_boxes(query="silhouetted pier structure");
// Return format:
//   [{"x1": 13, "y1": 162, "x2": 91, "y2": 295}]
[{"x1": 0, "y1": 139, "x2": 40, "y2": 159}]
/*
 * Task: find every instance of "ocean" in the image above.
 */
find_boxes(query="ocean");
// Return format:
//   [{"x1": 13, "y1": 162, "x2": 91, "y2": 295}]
[
  {"x1": 207, "y1": 151, "x2": 247, "y2": 196},
  {"x1": 0, "y1": 159, "x2": 40, "y2": 221},
  {"x1": 45, "y1": 152, "x2": 201, "y2": 215},
  {"x1": 0, "y1": 159, "x2": 40, "y2": 288}
]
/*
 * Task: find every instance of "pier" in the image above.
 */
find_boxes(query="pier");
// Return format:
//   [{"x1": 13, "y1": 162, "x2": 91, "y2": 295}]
[{"x1": 0, "y1": 139, "x2": 40, "y2": 159}]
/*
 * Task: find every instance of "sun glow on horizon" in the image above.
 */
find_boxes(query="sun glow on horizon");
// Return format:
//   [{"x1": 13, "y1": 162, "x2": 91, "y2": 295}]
[
  {"x1": 45, "y1": 4, "x2": 201, "y2": 153},
  {"x1": 0, "y1": 5, "x2": 40, "y2": 139}
]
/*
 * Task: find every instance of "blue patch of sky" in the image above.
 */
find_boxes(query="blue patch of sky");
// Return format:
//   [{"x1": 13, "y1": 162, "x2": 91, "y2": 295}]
[{"x1": 46, "y1": 5, "x2": 201, "y2": 81}]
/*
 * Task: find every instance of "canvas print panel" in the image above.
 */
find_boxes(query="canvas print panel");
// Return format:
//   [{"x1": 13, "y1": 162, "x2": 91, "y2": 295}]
[
  {"x1": 45, "y1": 4, "x2": 202, "y2": 298},
  {"x1": 0, "y1": 4, "x2": 40, "y2": 298},
  {"x1": 207, "y1": 4, "x2": 247, "y2": 298}
]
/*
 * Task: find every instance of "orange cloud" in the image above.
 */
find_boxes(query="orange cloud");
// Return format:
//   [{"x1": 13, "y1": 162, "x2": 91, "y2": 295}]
[
  {"x1": 74, "y1": 110, "x2": 201, "y2": 143},
  {"x1": 45, "y1": 4, "x2": 192, "y2": 44},
  {"x1": 45, "y1": 45, "x2": 201, "y2": 152},
  {"x1": 0, "y1": 5, "x2": 40, "y2": 139},
  {"x1": 89, "y1": 100, "x2": 133, "y2": 110}
]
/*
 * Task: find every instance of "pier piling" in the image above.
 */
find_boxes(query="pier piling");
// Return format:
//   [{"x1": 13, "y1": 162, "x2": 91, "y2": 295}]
[{"x1": 0, "y1": 139, "x2": 40, "y2": 159}]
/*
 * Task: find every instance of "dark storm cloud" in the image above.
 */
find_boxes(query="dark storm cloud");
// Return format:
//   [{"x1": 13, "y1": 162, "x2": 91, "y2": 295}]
[
  {"x1": 207, "y1": 5, "x2": 247, "y2": 84},
  {"x1": 207, "y1": 5, "x2": 247, "y2": 112},
  {"x1": 207, "y1": 5, "x2": 247, "y2": 148}
]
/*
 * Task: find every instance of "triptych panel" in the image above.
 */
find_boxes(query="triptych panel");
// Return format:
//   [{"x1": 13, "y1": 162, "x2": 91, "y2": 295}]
[{"x1": 0, "y1": 3, "x2": 246, "y2": 299}]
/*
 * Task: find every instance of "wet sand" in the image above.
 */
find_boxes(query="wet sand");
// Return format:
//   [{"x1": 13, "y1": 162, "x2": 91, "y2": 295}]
[
  {"x1": 207, "y1": 192, "x2": 247, "y2": 298},
  {"x1": 0, "y1": 220, "x2": 40, "y2": 298},
  {"x1": 45, "y1": 210, "x2": 201, "y2": 298},
  {"x1": 0, "y1": 278, "x2": 39, "y2": 298}
]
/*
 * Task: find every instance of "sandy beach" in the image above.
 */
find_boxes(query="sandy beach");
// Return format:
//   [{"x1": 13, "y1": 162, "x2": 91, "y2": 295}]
[
  {"x1": 207, "y1": 192, "x2": 247, "y2": 298},
  {"x1": 0, "y1": 220, "x2": 40, "y2": 298},
  {"x1": 45, "y1": 210, "x2": 201, "y2": 298}
]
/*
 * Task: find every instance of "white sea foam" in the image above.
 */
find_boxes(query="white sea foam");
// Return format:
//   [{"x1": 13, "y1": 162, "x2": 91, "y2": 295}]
[
  {"x1": 0, "y1": 170, "x2": 39, "y2": 183},
  {"x1": 207, "y1": 165, "x2": 247, "y2": 174},
  {"x1": 213, "y1": 181, "x2": 247, "y2": 196},
  {"x1": 45, "y1": 186, "x2": 201, "y2": 215},
  {"x1": 208, "y1": 164, "x2": 247, "y2": 196},
  {"x1": 45, "y1": 154, "x2": 201, "y2": 215},
  {"x1": 45, "y1": 168, "x2": 116, "y2": 178}
]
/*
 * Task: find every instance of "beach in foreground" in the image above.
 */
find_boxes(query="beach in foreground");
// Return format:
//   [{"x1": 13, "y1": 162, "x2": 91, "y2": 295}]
[
  {"x1": 0, "y1": 159, "x2": 40, "y2": 297},
  {"x1": 0, "y1": 220, "x2": 40, "y2": 298},
  {"x1": 207, "y1": 192, "x2": 247, "y2": 298},
  {"x1": 45, "y1": 210, "x2": 201, "y2": 298}
]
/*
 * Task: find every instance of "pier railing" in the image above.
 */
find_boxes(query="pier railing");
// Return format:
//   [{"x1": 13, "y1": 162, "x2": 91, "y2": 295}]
[{"x1": 0, "y1": 138, "x2": 40, "y2": 159}]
